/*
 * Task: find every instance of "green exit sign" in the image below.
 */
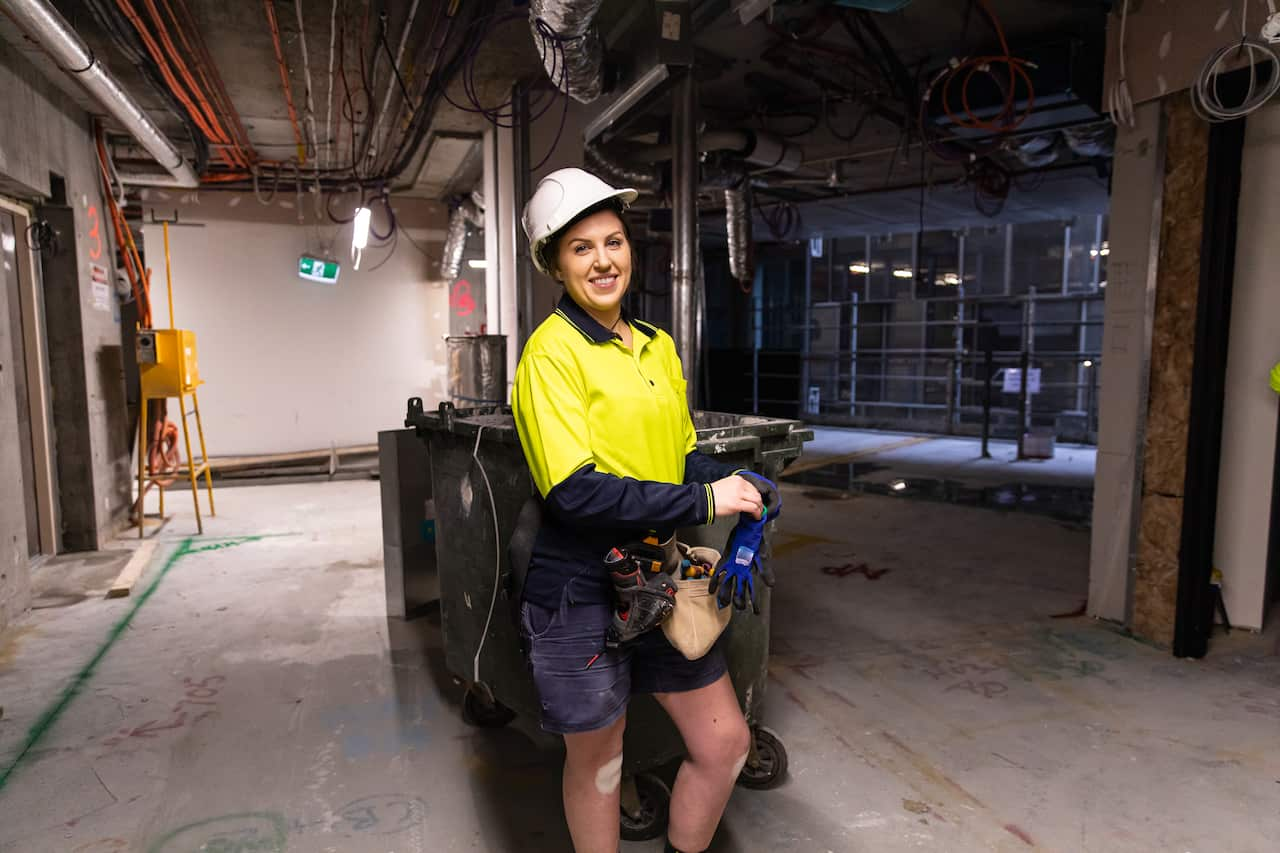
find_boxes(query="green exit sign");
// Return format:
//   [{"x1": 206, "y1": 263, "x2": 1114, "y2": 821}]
[{"x1": 298, "y1": 256, "x2": 340, "y2": 284}]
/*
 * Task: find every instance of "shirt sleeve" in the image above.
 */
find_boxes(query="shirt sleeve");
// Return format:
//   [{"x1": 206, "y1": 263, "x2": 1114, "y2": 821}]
[{"x1": 512, "y1": 352, "x2": 713, "y2": 528}]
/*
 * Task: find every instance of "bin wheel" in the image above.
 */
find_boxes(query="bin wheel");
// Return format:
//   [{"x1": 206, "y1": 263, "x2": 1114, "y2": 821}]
[
  {"x1": 737, "y1": 726, "x2": 788, "y2": 789},
  {"x1": 619, "y1": 772, "x2": 670, "y2": 841},
  {"x1": 461, "y1": 684, "x2": 515, "y2": 728}
]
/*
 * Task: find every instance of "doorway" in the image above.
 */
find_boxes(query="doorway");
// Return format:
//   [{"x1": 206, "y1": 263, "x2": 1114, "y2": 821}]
[{"x1": 1, "y1": 202, "x2": 57, "y2": 557}]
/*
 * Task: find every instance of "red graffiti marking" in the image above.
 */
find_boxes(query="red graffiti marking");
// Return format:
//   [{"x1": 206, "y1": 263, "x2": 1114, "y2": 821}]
[
  {"x1": 87, "y1": 205, "x2": 102, "y2": 260},
  {"x1": 1004, "y1": 824, "x2": 1035, "y2": 846},
  {"x1": 450, "y1": 279, "x2": 476, "y2": 317},
  {"x1": 103, "y1": 675, "x2": 225, "y2": 747},
  {"x1": 821, "y1": 562, "x2": 889, "y2": 580}
]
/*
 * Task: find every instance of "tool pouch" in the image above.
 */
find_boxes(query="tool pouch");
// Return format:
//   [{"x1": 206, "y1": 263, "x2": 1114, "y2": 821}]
[{"x1": 662, "y1": 544, "x2": 732, "y2": 661}]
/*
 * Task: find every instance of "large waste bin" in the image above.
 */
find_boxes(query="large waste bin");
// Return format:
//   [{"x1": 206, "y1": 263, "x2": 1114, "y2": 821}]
[{"x1": 405, "y1": 398, "x2": 811, "y2": 839}]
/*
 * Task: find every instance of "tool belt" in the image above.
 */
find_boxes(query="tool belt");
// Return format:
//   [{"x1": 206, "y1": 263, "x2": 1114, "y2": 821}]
[{"x1": 604, "y1": 535, "x2": 731, "y2": 661}]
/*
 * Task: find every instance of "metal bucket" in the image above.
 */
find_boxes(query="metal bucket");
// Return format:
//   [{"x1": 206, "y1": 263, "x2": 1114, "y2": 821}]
[{"x1": 446, "y1": 335, "x2": 507, "y2": 405}]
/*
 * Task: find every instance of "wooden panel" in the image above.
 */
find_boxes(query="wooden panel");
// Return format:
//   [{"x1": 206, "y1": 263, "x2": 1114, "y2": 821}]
[{"x1": 1132, "y1": 97, "x2": 1209, "y2": 646}]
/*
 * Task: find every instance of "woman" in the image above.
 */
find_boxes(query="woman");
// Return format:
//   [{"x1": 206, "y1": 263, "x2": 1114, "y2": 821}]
[{"x1": 511, "y1": 167, "x2": 769, "y2": 853}]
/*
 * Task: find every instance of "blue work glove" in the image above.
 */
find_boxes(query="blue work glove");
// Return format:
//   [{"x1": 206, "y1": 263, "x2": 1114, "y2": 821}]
[{"x1": 708, "y1": 473, "x2": 781, "y2": 613}]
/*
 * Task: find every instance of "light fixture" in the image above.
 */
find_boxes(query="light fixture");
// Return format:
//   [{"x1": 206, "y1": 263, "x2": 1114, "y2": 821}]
[
  {"x1": 1083, "y1": 360, "x2": 1094, "y2": 368},
  {"x1": 892, "y1": 268, "x2": 914, "y2": 279},
  {"x1": 0, "y1": 232, "x2": 14, "y2": 253},
  {"x1": 467, "y1": 258, "x2": 488, "y2": 270},
  {"x1": 890, "y1": 479, "x2": 908, "y2": 492},
  {"x1": 351, "y1": 206, "x2": 371, "y2": 270},
  {"x1": 935, "y1": 272, "x2": 960, "y2": 286},
  {"x1": 848, "y1": 262, "x2": 870, "y2": 275},
  {"x1": 1100, "y1": 241, "x2": 1110, "y2": 257}
]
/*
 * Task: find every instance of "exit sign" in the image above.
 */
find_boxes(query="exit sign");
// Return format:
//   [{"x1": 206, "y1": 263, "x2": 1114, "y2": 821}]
[{"x1": 298, "y1": 256, "x2": 340, "y2": 284}]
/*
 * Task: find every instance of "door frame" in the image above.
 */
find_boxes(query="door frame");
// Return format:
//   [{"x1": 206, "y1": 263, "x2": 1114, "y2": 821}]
[{"x1": 0, "y1": 196, "x2": 59, "y2": 556}]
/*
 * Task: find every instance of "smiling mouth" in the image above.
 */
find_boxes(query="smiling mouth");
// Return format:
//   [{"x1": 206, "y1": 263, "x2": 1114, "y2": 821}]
[{"x1": 589, "y1": 274, "x2": 618, "y2": 287}]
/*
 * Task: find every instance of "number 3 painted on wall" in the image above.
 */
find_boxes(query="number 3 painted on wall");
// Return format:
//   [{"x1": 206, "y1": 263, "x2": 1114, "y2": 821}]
[{"x1": 87, "y1": 204, "x2": 102, "y2": 260}]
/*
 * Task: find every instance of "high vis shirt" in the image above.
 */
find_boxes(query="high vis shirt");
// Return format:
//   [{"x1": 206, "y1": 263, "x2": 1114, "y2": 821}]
[{"x1": 511, "y1": 294, "x2": 738, "y2": 607}]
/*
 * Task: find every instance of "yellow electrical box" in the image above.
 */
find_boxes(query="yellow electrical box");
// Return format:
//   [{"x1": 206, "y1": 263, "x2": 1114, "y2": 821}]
[{"x1": 136, "y1": 328, "x2": 201, "y2": 396}]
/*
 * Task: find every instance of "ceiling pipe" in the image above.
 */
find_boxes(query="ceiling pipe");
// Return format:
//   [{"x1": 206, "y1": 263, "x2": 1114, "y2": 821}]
[
  {"x1": 529, "y1": 0, "x2": 607, "y2": 104},
  {"x1": 2, "y1": 0, "x2": 199, "y2": 187},
  {"x1": 671, "y1": 70, "x2": 698, "y2": 406}
]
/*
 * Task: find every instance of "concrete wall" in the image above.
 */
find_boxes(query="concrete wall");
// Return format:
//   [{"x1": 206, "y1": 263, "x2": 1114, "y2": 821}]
[
  {"x1": 140, "y1": 193, "x2": 450, "y2": 456},
  {"x1": 0, "y1": 212, "x2": 33, "y2": 629},
  {"x1": 1088, "y1": 101, "x2": 1165, "y2": 624},
  {"x1": 0, "y1": 39, "x2": 130, "y2": 629},
  {"x1": 1103, "y1": 0, "x2": 1277, "y2": 107},
  {"x1": 1213, "y1": 102, "x2": 1280, "y2": 630}
]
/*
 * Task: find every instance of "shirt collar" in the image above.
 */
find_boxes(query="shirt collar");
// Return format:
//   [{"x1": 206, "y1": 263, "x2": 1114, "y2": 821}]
[{"x1": 556, "y1": 293, "x2": 640, "y2": 344}]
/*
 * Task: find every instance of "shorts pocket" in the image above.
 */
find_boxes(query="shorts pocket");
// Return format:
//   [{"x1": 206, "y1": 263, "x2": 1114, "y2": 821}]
[{"x1": 520, "y1": 600, "x2": 561, "y2": 641}]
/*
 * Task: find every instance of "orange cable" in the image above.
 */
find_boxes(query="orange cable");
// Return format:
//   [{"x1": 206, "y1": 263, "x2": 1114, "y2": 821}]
[
  {"x1": 141, "y1": 0, "x2": 230, "y2": 155},
  {"x1": 263, "y1": 0, "x2": 307, "y2": 163},
  {"x1": 162, "y1": 0, "x2": 257, "y2": 168},
  {"x1": 112, "y1": 0, "x2": 236, "y2": 167}
]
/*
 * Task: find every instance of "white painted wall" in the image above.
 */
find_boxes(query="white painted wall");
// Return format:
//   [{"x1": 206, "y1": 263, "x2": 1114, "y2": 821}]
[
  {"x1": 1088, "y1": 101, "x2": 1164, "y2": 625},
  {"x1": 142, "y1": 193, "x2": 450, "y2": 456},
  {"x1": 1214, "y1": 103, "x2": 1280, "y2": 630}
]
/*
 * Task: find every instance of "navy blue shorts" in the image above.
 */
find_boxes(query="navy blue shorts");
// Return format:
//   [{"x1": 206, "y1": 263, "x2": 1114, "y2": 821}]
[{"x1": 519, "y1": 595, "x2": 728, "y2": 735}]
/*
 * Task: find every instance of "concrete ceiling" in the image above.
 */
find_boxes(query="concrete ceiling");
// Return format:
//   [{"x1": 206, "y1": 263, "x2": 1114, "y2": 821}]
[{"x1": 1, "y1": 0, "x2": 1113, "y2": 216}]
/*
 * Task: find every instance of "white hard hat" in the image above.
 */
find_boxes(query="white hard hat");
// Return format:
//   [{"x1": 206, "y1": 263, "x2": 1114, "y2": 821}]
[{"x1": 522, "y1": 167, "x2": 638, "y2": 274}]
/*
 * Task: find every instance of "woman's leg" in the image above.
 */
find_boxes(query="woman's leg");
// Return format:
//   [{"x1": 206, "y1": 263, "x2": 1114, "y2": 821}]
[
  {"x1": 653, "y1": 673, "x2": 751, "y2": 852},
  {"x1": 561, "y1": 712, "x2": 628, "y2": 853}
]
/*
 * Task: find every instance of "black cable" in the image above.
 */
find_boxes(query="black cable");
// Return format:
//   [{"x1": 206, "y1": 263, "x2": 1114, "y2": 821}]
[
  {"x1": 365, "y1": 228, "x2": 400, "y2": 272},
  {"x1": 368, "y1": 189, "x2": 396, "y2": 241},
  {"x1": 378, "y1": 13, "x2": 417, "y2": 110}
]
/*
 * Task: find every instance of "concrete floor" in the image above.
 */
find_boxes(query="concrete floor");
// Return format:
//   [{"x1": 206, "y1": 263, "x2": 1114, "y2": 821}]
[
  {"x1": 1, "y1": 477, "x2": 1278, "y2": 852},
  {"x1": 796, "y1": 428, "x2": 1097, "y2": 489}
]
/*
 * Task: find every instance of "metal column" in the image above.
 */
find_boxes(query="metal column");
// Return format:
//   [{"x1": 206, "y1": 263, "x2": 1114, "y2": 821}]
[{"x1": 670, "y1": 70, "x2": 699, "y2": 405}]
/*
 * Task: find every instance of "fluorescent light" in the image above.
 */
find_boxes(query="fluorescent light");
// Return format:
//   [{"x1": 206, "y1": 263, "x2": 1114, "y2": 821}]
[
  {"x1": 890, "y1": 479, "x2": 908, "y2": 492},
  {"x1": 848, "y1": 262, "x2": 870, "y2": 275},
  {"x1": 352, "y1": 207, "x2": 371, "y2": 250},
  {"x1": 892, "y1": 268, "x2": 914, "y2": 279},
  {"x1": 467, "y1": 258, "x2": 488, "y2": 269},
  {"x1": 936, "y1": 272, "x2": 960, "y2": 286}
]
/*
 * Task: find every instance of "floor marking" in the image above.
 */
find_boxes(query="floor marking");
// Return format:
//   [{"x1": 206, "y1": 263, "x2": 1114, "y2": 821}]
[{"x1": 0, "y1": 535, "x2": 265, "y2": 791}]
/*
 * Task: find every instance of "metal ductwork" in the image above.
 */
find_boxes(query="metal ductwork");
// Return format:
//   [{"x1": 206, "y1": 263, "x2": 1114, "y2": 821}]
[
  {"x1": 584, "y1": 144, "x2": 661, "y2": 194},
  {"x1": 725, "y1": 179, "x2": 754, "y2": 286},
  {"x1": 440, "y1": 198, "x2": 483, "y2": 281},
  {"x1": 529, "y1": 0, "x2": 606, "y2": 104},
  {"x1": 3, "y1": 0, "x2": 199, "y2": 187},
  {"x1": 603, "y1": 130, "x2": 803, "y2": 173}
]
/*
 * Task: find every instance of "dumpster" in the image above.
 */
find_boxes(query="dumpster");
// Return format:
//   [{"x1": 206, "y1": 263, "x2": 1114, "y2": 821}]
[{"x1": 405, "y1": 398, "x2": 811, "y2": 839}]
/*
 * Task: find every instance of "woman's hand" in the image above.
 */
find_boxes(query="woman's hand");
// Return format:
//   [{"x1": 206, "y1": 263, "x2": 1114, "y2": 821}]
[{"x1": 711, "y1": 475, "x2": 764, "y2": 519}]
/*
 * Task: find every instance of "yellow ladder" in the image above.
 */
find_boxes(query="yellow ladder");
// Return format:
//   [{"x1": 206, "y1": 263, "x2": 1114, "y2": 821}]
[
  {"x1": 136, "y1": 390, "x2": 215, "y2": 537},
  {"x1": 134, "y1": 221, "x2": 216, "y2": 536}
]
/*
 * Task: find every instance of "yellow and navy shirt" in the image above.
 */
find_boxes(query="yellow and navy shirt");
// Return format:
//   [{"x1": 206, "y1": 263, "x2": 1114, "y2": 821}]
[{"x1": 511, "y1": 294, "x2": 738, "y2": 607}]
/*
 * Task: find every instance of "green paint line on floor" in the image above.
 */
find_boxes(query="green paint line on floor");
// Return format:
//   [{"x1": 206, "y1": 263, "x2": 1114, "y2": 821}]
[
  {"x1": 0, "y1": 533, "x2": 265, "y2": 792},
  {"x1": 187, "y1": 535, "x2": 267, "y2": 554}
]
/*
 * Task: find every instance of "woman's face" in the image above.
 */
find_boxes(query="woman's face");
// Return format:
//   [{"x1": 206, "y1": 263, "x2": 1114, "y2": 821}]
[{"x1": 552, "y1": 209, "x2": 631, "y2": 320}]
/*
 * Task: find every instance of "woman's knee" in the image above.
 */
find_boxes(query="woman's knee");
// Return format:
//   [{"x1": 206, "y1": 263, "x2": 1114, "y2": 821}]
[{"x1": 692, "y1": 714, "x2": 751, "y2": 771}]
